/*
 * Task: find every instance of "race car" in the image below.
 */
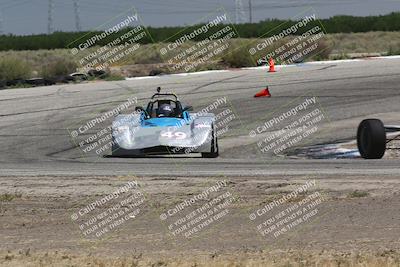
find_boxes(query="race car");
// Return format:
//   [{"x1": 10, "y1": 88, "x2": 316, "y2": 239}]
[
  {"x1": 357, "y1": 119, "x2": 400, "y2": 159},
  {"x1": 111, "y1": 87, "x2": 219, "y2": 158}
]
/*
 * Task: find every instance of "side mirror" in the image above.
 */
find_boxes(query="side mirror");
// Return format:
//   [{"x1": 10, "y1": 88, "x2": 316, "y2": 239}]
[
  {"x1": 135, "y1": 106, "x2": 144, "y2": 112},
  {"x1": 183, "y1": 106, "x2": 193, "y2": 112},
  {"x1": 135, "y1": 106, "x2": 150, "y2": 119}
]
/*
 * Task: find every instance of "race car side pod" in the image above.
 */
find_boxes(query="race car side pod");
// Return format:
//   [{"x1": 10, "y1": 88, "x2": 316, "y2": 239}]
[
  {"x1": 254, "y1": 86, "x2": 271, "y2": 98},
  {"x1": 268, "y1": 58, "x2": 276, "y2": 72}
]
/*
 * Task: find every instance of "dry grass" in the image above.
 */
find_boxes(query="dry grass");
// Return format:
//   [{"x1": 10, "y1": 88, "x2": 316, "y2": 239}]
[
  {"x1": 0, "y1": 31, "x2": 399, "y2": 79},
  {"x1": 326, "y1": 31, "x2": 400, "y2": 56},
  {"x1": 0, "y1": 57, "x2": 32, "y2": 80},
  {"x1": 348, "y1": 190, "x2": 369, "y2": 198},
  {"x1": 0, "y1": 193, "x2": 22, "y2": 202},
  {"x1": 39, "y1": 56, "x2": 77, "y2": 78},
  {"x1": 1, "y1": 250, "x2": 400, "y2": 267}
]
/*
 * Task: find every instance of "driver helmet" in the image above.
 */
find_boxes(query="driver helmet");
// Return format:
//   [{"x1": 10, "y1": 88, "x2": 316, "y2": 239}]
[{"x1": 158, "y1": 104, "x2": 173, "y2": 117}]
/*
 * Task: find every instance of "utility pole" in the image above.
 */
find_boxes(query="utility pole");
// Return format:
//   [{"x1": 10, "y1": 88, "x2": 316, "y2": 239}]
[
  {"x1": 235, "y1": 0, "x2": 246, "y2": 24},
  {"x1": 73, "y1": 0, "x2": 81, "y2": 32},
  {"x1": 48, "y1": 0, "x2": 54, "y2": 34},
  {"x1": 0, "y1": 9, "x2": 3, "y2": 35},
  {"x1": 248, "y1": 0, "x2": 252, "y2": 23}
]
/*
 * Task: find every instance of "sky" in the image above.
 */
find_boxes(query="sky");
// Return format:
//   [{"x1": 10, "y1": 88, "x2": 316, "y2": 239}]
[{"x1": 0, "y1": 0, "x2": 399, "y2": 35}]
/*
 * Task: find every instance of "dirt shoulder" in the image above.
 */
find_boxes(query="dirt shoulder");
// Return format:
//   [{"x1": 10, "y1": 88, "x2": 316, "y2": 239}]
[{"x1": 1, "y1": 174, "x2": 400, "y2": 266}]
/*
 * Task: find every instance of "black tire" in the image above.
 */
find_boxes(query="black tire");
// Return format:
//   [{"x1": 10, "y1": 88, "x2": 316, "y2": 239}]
[
  {"x1": 357, "y1": 119, "x2": 386, "y2": 159},
  {"x1": 111, "y1": 143, "x2": 119, "y2": 156},
  {"x1": 111, "y1": 137, "x2": 126, "y2": 157},
  {"x1": 202, "y1": 128, "x2": 219, "y2": 158}
]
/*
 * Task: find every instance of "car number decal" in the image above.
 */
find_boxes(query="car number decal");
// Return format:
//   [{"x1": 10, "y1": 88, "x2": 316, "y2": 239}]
[{"x1": 161, "y1": 131, "x2": 187, "y2": 139}]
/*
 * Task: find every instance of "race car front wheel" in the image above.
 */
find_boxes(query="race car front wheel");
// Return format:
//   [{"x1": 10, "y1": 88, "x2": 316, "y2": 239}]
[
  {"x1": 202, "y1": 128, "x2": 219, "y2": 158},
  {"x1": 357, "y1": 119, "x2": 386, "y2": 159}
]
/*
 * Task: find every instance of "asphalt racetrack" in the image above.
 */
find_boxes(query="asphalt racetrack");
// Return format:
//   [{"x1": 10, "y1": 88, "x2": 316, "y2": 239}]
[
  {"x1": 2, "y1": 58, "x2": 400, "y2": 264},
  {"x1": 1, "y1": 57, "x2": 400, "y2": 177}
]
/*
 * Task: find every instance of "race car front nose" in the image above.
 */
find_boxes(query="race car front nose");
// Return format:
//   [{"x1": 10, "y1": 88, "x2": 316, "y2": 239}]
[{"x1": 113, "y1": 127, "x2": 135, "y2": 147}]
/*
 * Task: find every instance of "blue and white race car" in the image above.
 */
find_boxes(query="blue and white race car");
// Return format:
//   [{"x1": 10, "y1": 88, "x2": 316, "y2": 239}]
[{"x1": 111, "y1": 87, "x2": 219, "y2": 157}]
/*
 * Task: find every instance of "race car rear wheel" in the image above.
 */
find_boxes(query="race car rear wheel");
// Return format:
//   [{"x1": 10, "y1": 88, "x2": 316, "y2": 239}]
[
  {"x1": 357, "y1": 119, "x2": 386, "y2": 159},
  {"x1": 202, "y1": 128, "x2": 219, "y2": 158}
]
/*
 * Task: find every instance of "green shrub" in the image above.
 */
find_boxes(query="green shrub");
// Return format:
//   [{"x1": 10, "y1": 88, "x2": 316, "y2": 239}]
[
  {"x1": 222, "y1": 43, "x2": 255, "y2": 68},
  {"x1": 133, "y1": 44, "x2": 163, "y2": 64},
  {"x1": 1, "y1": 12, "x2": 400, "y2": 51},
  {"x1": 388, "y1": 45, "x2": 400, "y2": 56},
  {"x1": 311, "y1": 40, "x2": 333, "y2": 61},
  {"x1": 104, "y1": 74, "x2": 125, "y2": 81},
  {"x1": 0, "y1": 57, "x2": 32, "y2": 80},
  {"x1": 40, "y1": 57, "x2": 77, "y2": 78},
  {"x1": 0, "y1": 193, "x2": 22, "y2": 202},
  {"x1": 348, "y1": 190, "x2": 369, "y2": 198}
]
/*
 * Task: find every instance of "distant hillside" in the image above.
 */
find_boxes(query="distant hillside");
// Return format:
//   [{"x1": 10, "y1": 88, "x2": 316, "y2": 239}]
[{"x1": 0, "y1": 12, "x2": 399, "y2": 51}]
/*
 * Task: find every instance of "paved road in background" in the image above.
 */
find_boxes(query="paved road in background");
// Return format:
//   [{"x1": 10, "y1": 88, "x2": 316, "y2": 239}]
[{"x1": 1, "y1": 58, "x2": 400, "y2": 177}]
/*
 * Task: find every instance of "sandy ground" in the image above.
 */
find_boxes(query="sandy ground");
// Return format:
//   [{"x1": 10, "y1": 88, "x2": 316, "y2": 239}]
[{"x1": 1, "y1": 174, "x2": 400, "y2": 266}]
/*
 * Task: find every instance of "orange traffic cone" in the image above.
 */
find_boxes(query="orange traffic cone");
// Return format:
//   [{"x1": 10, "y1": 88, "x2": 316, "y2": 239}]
[
  {"x1": 268, "y1": 58, "x2": 276, "y2": 72},
  {"x1": 254, "y1": 87, "x2": 271, "y2": 98}
]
